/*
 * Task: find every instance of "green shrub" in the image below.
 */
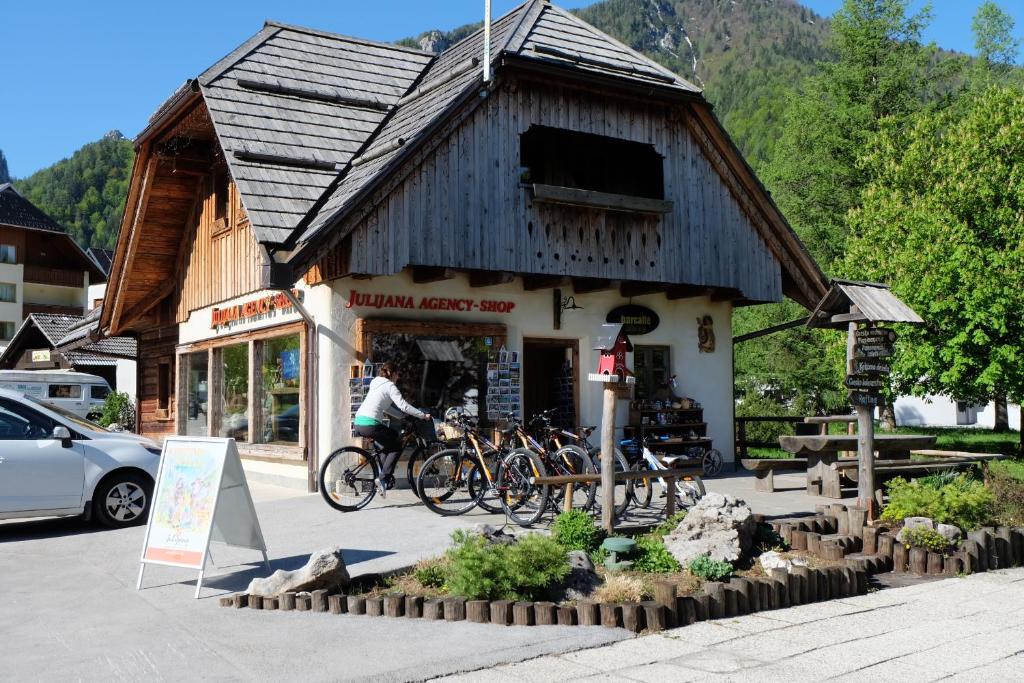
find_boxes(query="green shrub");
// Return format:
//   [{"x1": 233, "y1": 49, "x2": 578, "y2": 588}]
[
  {"x1": 881, "y1": 475, "x2": 993, "y2": 531},
  {"x1": 444, "y1": 530, "x2": 569, "y2": 601},
  {"x1": 688, "y1": 554, "x2": 733, "y2": 581},
  {"x1": 413, "y1": 557, "x2": 448, "y2": 588},
  {"x1": 989, "y1": 460, "x2": 1024, "y2": 527},
  {"x1": 632, "y1": 535, "x2": 682, "y2": 573},
  {"x1": 552, "y1": 509, "x2": 603, "y2": 552},
  {"x1": 754, "y1": 522, "x2": 788, "y2": 552},
  {"x1": 902, "y1": 526, "x2": 954, "y2": 554},
  {"x1": 98, "y1": 391, "x2": 135, "y2": 430}
]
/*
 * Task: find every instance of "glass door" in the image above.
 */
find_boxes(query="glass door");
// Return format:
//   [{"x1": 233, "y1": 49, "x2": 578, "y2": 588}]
[{"x1": 184, "y1": 352, "x2": 209, "y2": 436}]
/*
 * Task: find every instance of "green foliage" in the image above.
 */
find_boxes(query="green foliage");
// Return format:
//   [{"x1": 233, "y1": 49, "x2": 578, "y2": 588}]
[
  {"x1": 444, "y1": 530, "x2": 569, "y2": 601},
  {"x1": 98, "y1": 391, "x2": 135, "y2": 430},
  {"x1": 15, "y1": 132, "x2": 133, "y2": 251},
  {"x1": 652, "y1": 510, "x2": 687, "y2": 538},
  {"x1": 689, "y1": 554, "x2": 733, "y2": 582},
  {"x1": 881, "y1": 475, "x2": 993, "y2": 531},
  {"x1": 754, "y1": 522, "x2": 789, "y2": 552},
  {"x1": 413, "y1": 557, "x2": 448, "y2": 589},
  {"x1": 988, "y1": 459, "x2": 1024, "y2": 527},
  {"x1": 902, "y1": 526, "x2": 954, "y2": 554},
  {"x1": 552, "y1": 509, "x2": 603, "y2": 553},
  {"x1": 972, "y1": 1, "x2": 1020, "y2": 75},
  {"x1": 844, "y1": 86, "x2": 1024, "y2": 405},
  {"x1": 632, "y1": 535, "x2": 682, "y2": 573}
]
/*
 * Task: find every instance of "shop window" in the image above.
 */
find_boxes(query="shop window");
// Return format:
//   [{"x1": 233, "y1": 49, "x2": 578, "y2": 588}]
[
  {"x1": 0, "y1": 283, "x2": 15, "y2": 302},
  {"x1": 633, "y1": 346, "x2": 671, "y2": 401},
  {"x1": 47, "y1": 384, "x2": 82, "y2": 400},
  {"x1": 0, "y1": 245, "x2": 15, "y2": 264},
  {"x1": 185, "y1": 351, "x2": 209, "y2": 437},
  {"x1": 261, "y1": 335, "x2": 301, "y2": 444},
  {"x1": 157, "y1": 363, "x2": 170, "y2": 413},
  {"x1": 0, "y1": 321, "x2": 14, "y2": 341},
  {"x1": 219, "y1": 344, "x2": 249, "y2": 441},
  {"x1": 520, "y1": 125, "x2": 664, "y2": 199}
]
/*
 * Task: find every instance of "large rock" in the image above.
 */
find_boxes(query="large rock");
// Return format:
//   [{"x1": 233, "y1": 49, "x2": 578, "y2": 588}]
[
  {"x1": 936, "y1": 523, "x2": 963, "y2": 544},
  {"x1": 472, "y1": 523, "x2": 517, "y2": 545},
  {"x1": 551, "y1": 550, "x2": 600, "y2": 602},
  {"x1": 896, "y1": 517, "x2": 935, "y2": 544},
  {"x1": 758, "y1": 550, "x2": 809, "y2": 573},
  {"x1": 664, "y1": 493, "x2": 756, "y2": 566},
  {"x1": 246, "y1": 547, "x2": 350, "y2": 597}
]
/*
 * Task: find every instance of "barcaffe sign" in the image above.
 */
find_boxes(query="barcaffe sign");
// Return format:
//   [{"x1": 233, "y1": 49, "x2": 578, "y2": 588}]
[
  {"x1": 211, "y1": 290, "x2": 304, "y2": 330},
  {"x1": 345, "y1": 290, "x2": 516, "y2": 314},
  {"x1": 606, "y1": 305, "x2": 660, "y2": 335}
]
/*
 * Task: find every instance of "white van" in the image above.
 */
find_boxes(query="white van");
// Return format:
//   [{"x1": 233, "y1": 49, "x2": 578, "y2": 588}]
[{"x1": 0, "y1": 370, "x2": 112, "y2": 421}]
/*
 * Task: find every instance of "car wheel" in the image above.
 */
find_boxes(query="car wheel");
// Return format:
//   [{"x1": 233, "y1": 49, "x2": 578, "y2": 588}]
[{"x1": 93, "y1": 472, "x2": 152, "y2": 528}]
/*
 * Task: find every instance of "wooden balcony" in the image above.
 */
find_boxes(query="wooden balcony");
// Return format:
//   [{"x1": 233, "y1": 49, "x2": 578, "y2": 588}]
[{"x1": 23, "y1": 265, "x2": 85, "y2": 288}]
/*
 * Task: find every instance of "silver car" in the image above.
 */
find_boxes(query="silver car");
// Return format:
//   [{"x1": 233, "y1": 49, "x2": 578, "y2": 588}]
[{"x1": 0, "y1": 389, "x2": 161, "y2": 528}]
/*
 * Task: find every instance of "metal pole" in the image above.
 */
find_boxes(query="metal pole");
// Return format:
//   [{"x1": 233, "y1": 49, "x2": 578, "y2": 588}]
[
  {"x1": 483, "y1": 0, "x2": 492, "y2": 83},
  {"x1": 600, "y1": 380, "x2": 617, "y2": 534}
]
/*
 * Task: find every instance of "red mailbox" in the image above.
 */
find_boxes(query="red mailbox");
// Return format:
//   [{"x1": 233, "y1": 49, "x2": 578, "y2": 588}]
[{"x1": 594, "y1": 323, "x2": 633, "y2": 378}]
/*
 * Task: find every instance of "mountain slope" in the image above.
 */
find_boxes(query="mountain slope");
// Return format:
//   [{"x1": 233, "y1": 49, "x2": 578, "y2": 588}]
[{"x1": 14, "y1": 131, "x2": 133, "y2": 251}]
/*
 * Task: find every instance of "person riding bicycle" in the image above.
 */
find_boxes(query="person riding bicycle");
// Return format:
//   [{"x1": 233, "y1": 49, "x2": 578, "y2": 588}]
[{"x1": 353, "y1": 362, "x2": 431, "y2": 490}]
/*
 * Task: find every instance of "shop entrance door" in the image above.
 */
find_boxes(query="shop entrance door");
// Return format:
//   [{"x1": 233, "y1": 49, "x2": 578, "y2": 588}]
[{"x1": 522, "y1": 339, "x2": 579, "y2": 428}]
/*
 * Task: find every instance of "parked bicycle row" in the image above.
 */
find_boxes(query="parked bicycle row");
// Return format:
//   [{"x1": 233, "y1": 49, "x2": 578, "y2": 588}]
[{"x1": 318, "y1": 407, "x2": 722, "y2": 526}]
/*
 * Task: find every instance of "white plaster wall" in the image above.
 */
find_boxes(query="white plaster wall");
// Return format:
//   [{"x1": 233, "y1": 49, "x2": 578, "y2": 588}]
[
  {"x1": 890, "y1": 394, "x2": 1021, "y2": 430},
  {"x1": 23, "y1": 282, "x2": 85, "y2": 309},
  {"x1": 115, "y1": 360, "x2": 137, "y2": 401},
  {"x1": 317, "y1": 271, "x2": 735, "y2": 464},
  {"x1": 88, "y1": 282, "x2": 106, "y2": 310}
]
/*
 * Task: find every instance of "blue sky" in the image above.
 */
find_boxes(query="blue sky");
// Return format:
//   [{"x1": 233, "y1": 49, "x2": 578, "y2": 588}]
[{"x1": 2, "y1": 0, "x2": 1020, "y2": 178}]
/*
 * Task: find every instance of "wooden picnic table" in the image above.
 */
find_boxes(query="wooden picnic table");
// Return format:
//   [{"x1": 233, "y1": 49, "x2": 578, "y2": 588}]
[{"x1": 777, "y1": 434, "x2": 937, "y2": 498}]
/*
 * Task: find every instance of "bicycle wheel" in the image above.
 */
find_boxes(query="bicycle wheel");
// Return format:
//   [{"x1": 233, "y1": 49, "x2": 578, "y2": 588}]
[
  {"x1": 319, "y1": 447, "x2": 379, "y2": 512},
  {"x1": 548, "y1": 445, "x2": 596, "y2": 511},
  {"x1": 466, "y1": 455, "x2": 504, "y2": 514},
  {"x1": 406, "y1": 442, "x2": 445, "y2": 498},
  {"x1": 417, "y1": 449, "x2": 482, "y2": 516},
  {"x1": 590, "y1": 447, "x2": 632, "y2": 517},
  {"x1": 676, "y1": 475, "x2": 706, "y2": 508},
  {"x1": 703, "y1": 449, "x2": 724, "y2": 477},
  {"x1": 630, "y1": 462, "x2": 655, "y2": 509},
  {"x1": 498, "y1": 448, "x2": 549, "y2": 527}
]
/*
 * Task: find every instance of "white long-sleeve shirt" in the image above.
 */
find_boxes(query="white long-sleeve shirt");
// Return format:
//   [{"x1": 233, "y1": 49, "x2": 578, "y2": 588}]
[{"x1": 354, "y1": 377, "x2": 428, "y2": 425}]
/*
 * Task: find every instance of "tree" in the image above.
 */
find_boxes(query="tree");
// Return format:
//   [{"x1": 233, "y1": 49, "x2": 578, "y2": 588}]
[
  {"x1": 972, "y1": 1, "x2": 1019, "y2": 76},
  {"x1": 0, "y1": 150, "x2": 9, "y2": 184},
  {"x1": 843, "y1": 87, "x2": 1024, "y2": 425}
]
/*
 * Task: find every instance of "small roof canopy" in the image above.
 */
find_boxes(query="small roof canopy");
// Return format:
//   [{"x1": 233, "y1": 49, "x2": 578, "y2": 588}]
[
  {"x1": 807, "y1": 279, "x2": 924, "y2": 329},
  {"x1": 594, "y1": 323, "x2": 633, "y2": 351}
]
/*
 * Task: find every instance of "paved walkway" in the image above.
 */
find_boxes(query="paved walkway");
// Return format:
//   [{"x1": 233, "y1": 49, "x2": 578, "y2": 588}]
[{"x1": 441, "y1": 568, "x2": 1024, "y2": 682}]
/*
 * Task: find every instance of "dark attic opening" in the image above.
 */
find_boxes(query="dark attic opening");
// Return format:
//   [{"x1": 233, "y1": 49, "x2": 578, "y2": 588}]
[{"x1": 519, "y1": 125, "x2": 665, "y2": 200}]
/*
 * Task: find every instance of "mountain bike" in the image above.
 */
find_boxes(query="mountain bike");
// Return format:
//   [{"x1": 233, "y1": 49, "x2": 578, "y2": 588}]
[
  {"x1": 621, "y1": 434, "x2": 707, "y2": 510},
  {"x1": 543, "y1": 417, "x2": 632, "y2": 517},
  {"x1": 319, "y1": 417, "x2": 438, "y2": 512},
  {"x1": 515, "y1": 410, "x2": 596, "y2": 512},
  {"x1": 416, "y1": 409, "x2": 550, "y2": 526}
]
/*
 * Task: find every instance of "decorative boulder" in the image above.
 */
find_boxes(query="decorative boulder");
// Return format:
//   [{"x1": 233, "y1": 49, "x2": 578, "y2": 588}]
[
  {"x1": 246, "y1": 547, "x2": 350, "y2": 597},
  {"x1": 551, "y1": 550, "x2": 600, "y2": 602},
  {"x1": 896, "y1": 517, "x2": 935, "y2": 544},
  {"x1": 664, "y1": 493, "x2": 756, "y2": 566},
  {"x1": 758, "y1": 550, "x2": 809, "y2": 573},
  {"x1": 935, "y1": 523, "x2": 963, "y2": 544},
  {"x1": 473, "y1": 523, "x2": 518, "y2": 545}
]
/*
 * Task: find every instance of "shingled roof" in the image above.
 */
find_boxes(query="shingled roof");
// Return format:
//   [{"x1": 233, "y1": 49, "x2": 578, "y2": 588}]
[
  {"x1": 197, "y1": 23, "x2": 433, "y2": 245},
  {"x1": 0, "y1": 312, "x2": 136, "y2": 369},
  {"x1": 0, "y1": 183, "x2": 65, "y2": 233}
]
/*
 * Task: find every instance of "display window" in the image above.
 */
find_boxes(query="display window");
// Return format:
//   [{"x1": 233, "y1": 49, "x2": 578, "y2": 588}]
[
  {"x1": 261, "y1": 334, "x2": 300, "y2": 444},
  {"x1": 219, "y1": 343, "x2": 249, "y2": 441},
  {"x1": 184, "y1": 351, "x2": 208, "y2": 437}
]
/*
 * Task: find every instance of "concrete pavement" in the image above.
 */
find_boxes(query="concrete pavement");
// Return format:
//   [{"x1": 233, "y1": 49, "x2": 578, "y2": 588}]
[{"x1": 441, "y1": 568, "x2": 1024, "y2": 682}]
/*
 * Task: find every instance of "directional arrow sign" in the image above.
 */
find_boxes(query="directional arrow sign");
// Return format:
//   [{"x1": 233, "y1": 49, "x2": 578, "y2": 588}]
[
  {"x1": 853, "y1": 360, "x2": 891, "y2": 375},
  {"x1": 855, "y1": 344, "x2": 894, "y2": 359},
  {"x1": 849, "y1": 391, "x2": 882, "y2": 408},
  {"x1": 845, "y1": 375, "x2": 886, "y2": 390},
  {"x1": 855, "y1": 328, "x2": 897, "y2": 344}
]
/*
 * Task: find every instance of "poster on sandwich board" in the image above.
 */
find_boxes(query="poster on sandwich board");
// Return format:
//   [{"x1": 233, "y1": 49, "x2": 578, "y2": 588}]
[{"x1": 136, "y1": 437, "x2": 269, "y2": 598}]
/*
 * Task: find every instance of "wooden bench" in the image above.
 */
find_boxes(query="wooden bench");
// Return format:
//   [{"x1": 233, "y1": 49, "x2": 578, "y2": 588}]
[{"x1": 740, "y1": 458, "x2": 807, "y2": 492}]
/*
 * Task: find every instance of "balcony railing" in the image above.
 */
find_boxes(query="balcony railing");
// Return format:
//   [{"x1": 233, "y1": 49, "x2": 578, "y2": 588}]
[
  {"x1": 23, "y1": 265, "x2": 84, "y2": 288},
  {"x1": 22, "y1": 302, "x2": 84, "y2": 317}
]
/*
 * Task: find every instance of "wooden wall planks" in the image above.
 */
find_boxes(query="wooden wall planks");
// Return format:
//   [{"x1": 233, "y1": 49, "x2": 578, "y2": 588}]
[{"x1": 314, "y1": 78, "x2": 783, "y2": 303}]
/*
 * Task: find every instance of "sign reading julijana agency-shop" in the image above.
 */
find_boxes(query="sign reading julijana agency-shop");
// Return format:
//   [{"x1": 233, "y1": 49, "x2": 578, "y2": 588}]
[{"x1": 606, "y1": 305, "x2": 660, "y2": 335}]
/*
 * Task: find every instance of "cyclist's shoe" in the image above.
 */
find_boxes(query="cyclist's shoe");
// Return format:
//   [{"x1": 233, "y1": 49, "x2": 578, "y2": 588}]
[{"x1": 382, "y1": 474, "x2": 396, "y2": 490}]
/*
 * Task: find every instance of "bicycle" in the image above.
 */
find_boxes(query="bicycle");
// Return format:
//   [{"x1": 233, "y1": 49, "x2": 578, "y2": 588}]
[
  {"x1": 546, "y1": 420, "x2": 633, "y2": 517},
  {"x1": 416, "y1": 409, "x2": 550, "y2": 526},
  {"x1": 515, "y1": 410, "x2": 596, "y2": 512},
  {"x1": 622, "y1": 434, "x2": 707, "y2": 510},
  {"x1": 318, "y1": 417, "x2": 439, "y2": 512}
]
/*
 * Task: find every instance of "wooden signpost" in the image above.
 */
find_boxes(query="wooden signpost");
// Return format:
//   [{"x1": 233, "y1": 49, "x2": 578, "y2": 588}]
[{"x1": 591, "y1": 324, "x2": 635, "y2": 534}]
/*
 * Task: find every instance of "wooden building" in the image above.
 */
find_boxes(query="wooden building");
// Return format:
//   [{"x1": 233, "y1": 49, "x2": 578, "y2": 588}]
[
  {"x1": 0, "y1": 183, "x2": 105, "y2": 346},
  {"x1": 101, "y1": 1, "x2": 827, "y2": 488}
]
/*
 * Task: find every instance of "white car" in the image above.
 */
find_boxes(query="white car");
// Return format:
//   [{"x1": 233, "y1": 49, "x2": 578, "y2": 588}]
[{"x1": 0, "y1": 389, "x2": 161, "y2": 528}]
